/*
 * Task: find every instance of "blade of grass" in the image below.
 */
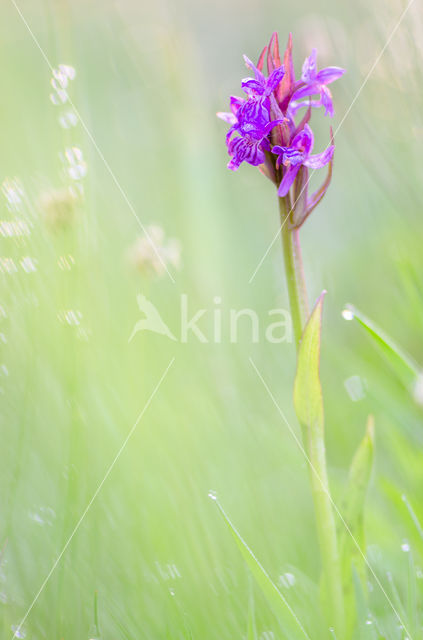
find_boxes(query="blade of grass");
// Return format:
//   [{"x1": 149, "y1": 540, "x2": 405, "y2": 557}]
[
  {"x1": 210, "y1": 496, "x2": 310, "y2": 640},
  {"x1": 247, "y1": 578, "x2": 258, "y2": 640},
  {"x1": 339, "y1": 416, "x2": 375, "y2": 634},
  {"x1": 343, "y1": 303, "x2": 420, "y2": 381}
]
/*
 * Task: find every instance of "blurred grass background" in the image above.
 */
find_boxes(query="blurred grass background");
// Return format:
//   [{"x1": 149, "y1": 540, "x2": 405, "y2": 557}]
[{"x1": 1, "y1": 0, "x2": 423, "y2": 637}]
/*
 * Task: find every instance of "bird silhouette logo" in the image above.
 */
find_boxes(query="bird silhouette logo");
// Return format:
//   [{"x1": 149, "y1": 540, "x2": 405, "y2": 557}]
[{"x1": 128, "y1": 294, "x2": 177, "y2": 343}]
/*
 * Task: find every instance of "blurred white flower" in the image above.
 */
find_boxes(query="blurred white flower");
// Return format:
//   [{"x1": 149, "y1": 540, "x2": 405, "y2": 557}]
[
  {"x1": 127, "y1": 225, "x2": 181, "y2": 277},
  {"x1": 38, "y1": 187, "x2": 79, "y2": 230}
]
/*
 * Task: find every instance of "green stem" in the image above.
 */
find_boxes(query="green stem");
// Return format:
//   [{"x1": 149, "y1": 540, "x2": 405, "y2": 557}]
[
  {"x1": 279, "y1": 196, "x2": 345, "y2": 635},
  {"x1": 279, "y1": 198, "x2": 309, "y2": 346}
]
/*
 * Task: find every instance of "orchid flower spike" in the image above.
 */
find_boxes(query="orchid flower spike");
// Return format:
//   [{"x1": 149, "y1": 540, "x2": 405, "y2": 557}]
[{"x1": 217, "y1": 33, "x2": 345, "y2": 228}]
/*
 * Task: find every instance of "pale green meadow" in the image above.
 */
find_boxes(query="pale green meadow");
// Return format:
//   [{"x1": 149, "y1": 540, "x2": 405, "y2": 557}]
[{"x1": 1, "y1": 0, "x2": 423, "y2": 638}]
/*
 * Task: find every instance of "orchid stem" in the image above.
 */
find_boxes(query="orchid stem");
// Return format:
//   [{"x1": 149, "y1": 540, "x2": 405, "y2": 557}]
[
  {"x1": 279, "y1": 197, "x2": 309, "y2": 346},
  {"x1": 279, "y1": 195, "x2": 345, "y2": 635}
]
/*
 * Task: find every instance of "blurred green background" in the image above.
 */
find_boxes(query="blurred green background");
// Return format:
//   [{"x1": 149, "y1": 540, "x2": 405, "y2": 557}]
[{"x1": 1, "y1": 0, "x2": 423, "y2": 637}]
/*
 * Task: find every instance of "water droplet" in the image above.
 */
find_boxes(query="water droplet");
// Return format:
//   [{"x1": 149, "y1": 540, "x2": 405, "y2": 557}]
[
  {"x1": 344, "y1": 375, "x2": 367, "y2": 402},
  {"x1": 169, "y1": 588, "x2": 175, "y2": 596},
  {"x1": 57, "y1": 309, "x2": 82, "y2": 326},
  {"x1": 59, "y1": 111, "x2": 78, "y2": 129},
  {"x1": 11, "y1": 625, "x2": 26, "y2": 638},
  {"x1": 413, "y1": 373, "x2": 423, "y2": 406},
  {"x1": 365, "y1": 619, "x2": 372, "y2": 626},
  {"x1": 0, "y1": 219, "x2": 31, "y2": 238},
  {"x1": 57, "y1": 254, "x2": 76, "y2": 271},
  {"x1": 0, "y1": 258, "x2": 18, "y2": 274},
  {"x1": 278, "y1": 572, "x2": 296, "y2": 588},
  {"x1": 49, "y1": 88, "x2": 68, "y2": 105},
  {"x1": 401, "y1": 540, "x2": 410, "y2": 552},
  {"x1": 20, "y1": 257, "x2": 37, "y2": 273},
  {"x1": 342, "y1": 308, "x2": 354, "y2": 321},
  {"x1": 64, "y1": 147, "x2": 87, "y2": 181},
  {"x1": 2, "y1": 179, "x2": 25, "y2": 212},
  {"x1": 0, "y1": 365, "x2": 9, "y2": 377},
  {"x1": 208, "y1": 491, "x2": 217, "y2": 501},
  {"x1": 29, "y1": 506, "x2": 56, "y2": 526},
  {"x1": 0, "y1": 592, "x2": 7, "y2": 604},
  {"x1": 58, "y1": 64, "x2": 76, "y2": 80}
]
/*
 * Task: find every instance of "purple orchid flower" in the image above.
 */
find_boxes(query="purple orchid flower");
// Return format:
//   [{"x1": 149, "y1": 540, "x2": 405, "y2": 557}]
[
  {"x1": 272, "y1": 124, "x2": 334, "y2": 196},
  {"x1": 226, "y1": 102, "x2": 281, "y2": 171},
  {"x1": 292, "y1": 49, "x2": 345, "y2": 117},
  {"x1": 216, "y1": 96, "x2": 244, "y2": 125},
  {"x1": 241, "y1": 55, "x2": 285, "y2": 100},
  {"x1": 220, "y1": 67, "x2": 284, "y2": 171}
]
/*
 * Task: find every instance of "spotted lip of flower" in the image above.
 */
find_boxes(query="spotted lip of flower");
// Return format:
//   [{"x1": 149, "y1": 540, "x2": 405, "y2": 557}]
[
  {"x1": 272, "y1": 124, "x2": 334, "y2": 196},
  {"x1": 224, "y1": 95, "x2": 284, "y2": 172},
  {"x1": 217, "y1": 53, "x2": 286, "y2": 172},
  {"x1": 291, "y1": 48, "x2": 345, "y2": 117}
]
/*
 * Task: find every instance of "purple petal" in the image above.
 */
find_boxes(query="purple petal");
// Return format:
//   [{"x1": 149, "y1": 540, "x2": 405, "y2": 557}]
[
  {"x1": 278, "y1": 164, "x2": 301, "y2": 196},
  {"x1": 217, "y1": 111, "x2": 237, "y2": 125},
  {"x1": 241, "y1": 78, "x2": 265, "y2": 96},
  {"x1": 237, "y1": 98, "x2": 270, "y2": 138},
  {"x1": 316, "y1": 66, "x2": 345, "y2": 85},
  {"x1": 301, "y1": 49, "x2": 317, "y2": 84},
  {"x1": 271, "y1": 144, "x2": 287, "y2": 167},
  {"x1": 320, "y1": 86, "x2": 334, "y2": 117},
  {"x1": 266, "y1": 65, "x2": 285, "y2": 94},
  {"x1": 303, "y1": 145, "x2": 334, "y2": 169},
  {"x1": 288, "y1": 98, "x2": 322, "y2": 117},
  {"x1": 291, "y1": 123, "x2": 314, "y2": 155},
  {"x1": 228, "y1": 136, "x2": 265, "y2": 170},
  {"x1": 243, "y1": 55, "x2": 266, "y2": 84},
  {"x1": 291, "y1": 82, "x2": 321, "y2": 102},
  {"x1": 230, "y1": 96, "x2": 244, "y2": 115}
]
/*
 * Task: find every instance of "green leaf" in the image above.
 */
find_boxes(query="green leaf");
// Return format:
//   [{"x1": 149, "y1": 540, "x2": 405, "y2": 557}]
[
  {"x1": 293, "y1": 291, "x2": 325, "y2": 444},
  {"x1": 342, "y1": 303, "x2": 420, "y2": 383},
  {"x1": 340, "y1": 416, "x2": 375, "y2": 563},
  {"x1": 352, "y1": 568, "x2": 376, "y2": 639},
  {"x1": 339, "y1": 416, "x2": 375, "y2": 634},
  {"x1": 212, "y1": 498, "x2": 310, "y2": 640},
  {"x1": 293, "y1": 292, "x2": 345, "y2": 636},
  {"x1": 247, "y1": 580, "x2": 258, "y2": 640}
]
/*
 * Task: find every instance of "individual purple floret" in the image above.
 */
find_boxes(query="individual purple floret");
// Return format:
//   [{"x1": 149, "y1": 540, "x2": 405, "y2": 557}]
[
  {"x1": 272, "y1": 124, "x2": 334, "y2": 196},
  {"x1": 226, "y1": 102, "x2": 281, "y2": 171},
  {"x1": 241, "y1": 56, "x2": 285, "y2": 101},
  {"x1": 216, "y1": 96, "x2": 244, "y2": 125},
  {"x1": 291, "y1": 49, "x2": 345, "y2": 117}
]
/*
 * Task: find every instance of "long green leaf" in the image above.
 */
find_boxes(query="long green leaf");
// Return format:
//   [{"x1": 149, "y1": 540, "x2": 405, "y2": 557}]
[
  {"x1": 211, "y1": 497, "x2": 310, "y2": 640},
  {"x1": 342, "y1": 303, "x2": 420, "y2": 381},
  {"x1": 293, "y1": 292, "x2": 345, "y2": 636},
  {"x1": 293, "y1": 292, "x2": 325, "y2": 441},
  {"x1": 247, "y1": 580, "x2": 258, "y2": 640},
  {"x1": 339, "y1": 416, "x2": 375, "y2": 634}
]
